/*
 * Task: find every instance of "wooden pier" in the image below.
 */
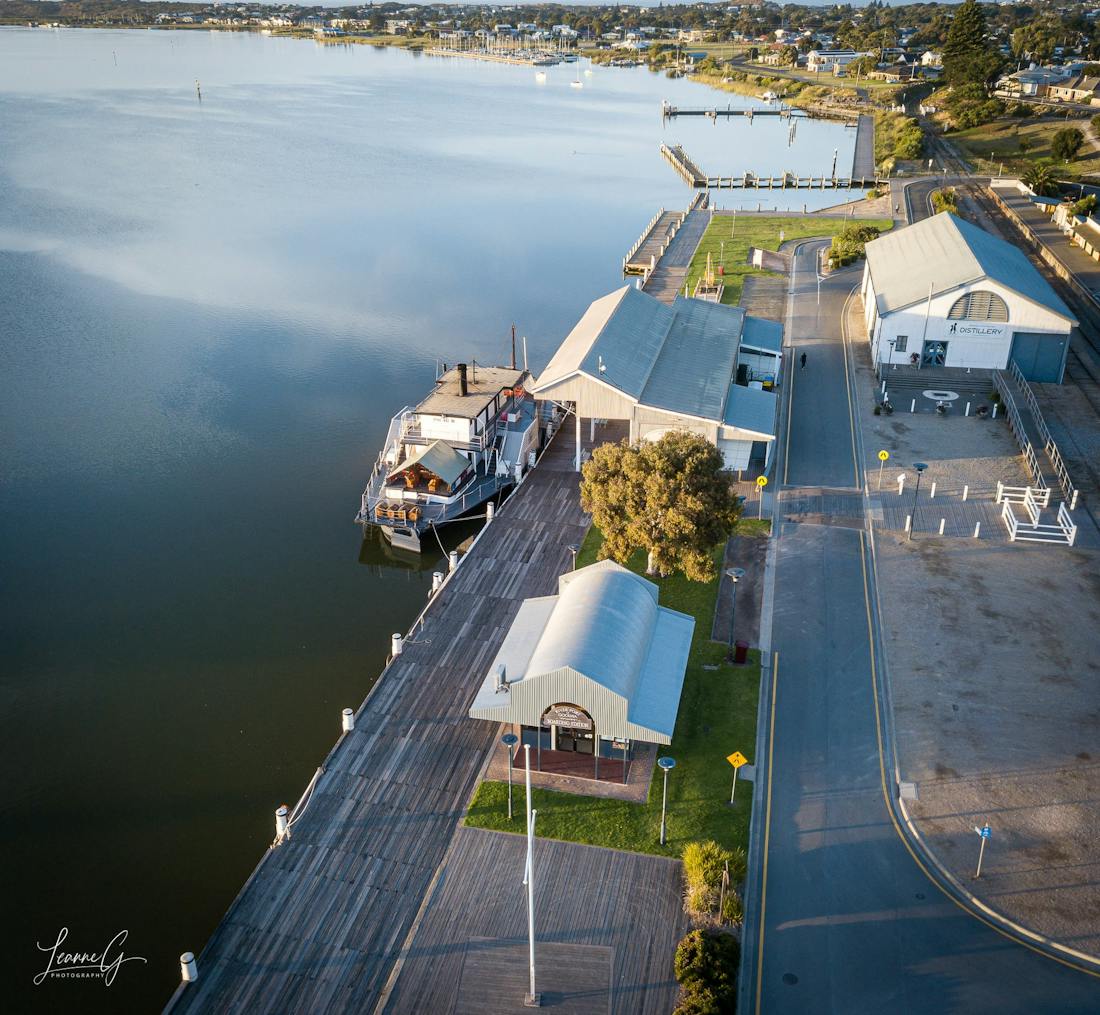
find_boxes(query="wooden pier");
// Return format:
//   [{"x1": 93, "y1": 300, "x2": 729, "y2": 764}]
[
  {"x1": 660, "y1": 143, "x2": 708, "y2": 187},
  {"x1": 662, "y1": 101, "x2": 810, "y2": 120},
  {"x1": 623, "y1": 207, "x2": 685, "y2": 275},
  {"x1": 163, "y1": 427, "x2": 646, "y2": 1014},
  {"x1": 660, "y1": 143, "x2": 881, "y2": 190}
]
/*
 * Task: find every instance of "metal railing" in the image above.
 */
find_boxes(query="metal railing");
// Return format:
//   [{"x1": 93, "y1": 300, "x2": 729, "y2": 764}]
[
  {"x1": 1006, "y1": 360, "x2": 1080, "y2": 510},
  {"x1": 623, "y1": 207, "x2": 665, "y2": 269},
  {"x1": 993, "y1": 372, "x2": 1047, "y2": 491}
]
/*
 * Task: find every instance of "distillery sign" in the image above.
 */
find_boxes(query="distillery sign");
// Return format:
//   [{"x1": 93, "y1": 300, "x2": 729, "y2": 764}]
[{"x1": 945, "y1": 321, "x2": 1007, "y2": 339}]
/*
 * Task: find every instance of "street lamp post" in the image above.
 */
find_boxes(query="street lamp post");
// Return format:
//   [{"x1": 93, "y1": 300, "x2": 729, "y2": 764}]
[
  {"x1": 725, "y1": 568, "x2": 746, "y2": 661},
  {"x1": 909, "y1": 462, "x2": 928, "y2": 540},
  {"x1": 657, "y1": 756, "x2": 676, "y2": 846},
  {"x1": 502, "y1": 732, "x2": 519, "y2": 821}
]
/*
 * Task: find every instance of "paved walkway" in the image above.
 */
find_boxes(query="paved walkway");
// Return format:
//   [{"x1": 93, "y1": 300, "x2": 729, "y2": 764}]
[
  {"x1": 641, "y1": 206, "x2": 710, "y2": 303},
  {"x1": 167, "y1": 431, "x2": 591, "y2": 1013}
]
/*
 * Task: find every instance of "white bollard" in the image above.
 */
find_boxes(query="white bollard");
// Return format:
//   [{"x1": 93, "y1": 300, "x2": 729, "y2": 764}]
[
  {"x1": 881, "y1": 379, "x2": 887, "y2": 395},
  {"x1": 341, "y1": 708, "x2": 355, "y2": 734},
  {"x1": 486, "y1": 501, "x2": 494, "y2": 522},
  {"x1": 939, "y1": 518, "x2": 946, "y2": 535},
  {"x1": 962, "y1": 485, "x2": 969, "y2": 501},
  {"x1": 973, "y1": 521, "x2": 981, "y2": 538},
  {"x1": 180, "y1": 952, "x2": 198, "y2": 984},
  {"x1": 275, "y1": 805, "x2": 289, "y2": 840},
  {"x1": 449, "y1": 550, "x2": 459, "y2": 573},
  {"x1": 929, "y1": 481, "x2": 937, "y2": 499},
  {"x1": 910, "y1": 398, "x2": 916, "y2": 413},
  {"x1": 905, "y1": 514, "x2": 912, "y2": 533},
  {"x1": 897, "y1": 474, "x2": 906, "y2": 495},
  {"x1": 965, "y1": 402, "x2": 971, "y2": 416},
  {"x1": 391, "y1": 633, "x2": 404, "y2": 657},
  {"x1": 996, "y1": 480, "x2": 1003, "y2": 504},
  {"x1": 992, "y1": 404, "x2": 998, "y2": 419},
  {"x1": 432, "y1": 571, "x2": 444, "y2": 594}
]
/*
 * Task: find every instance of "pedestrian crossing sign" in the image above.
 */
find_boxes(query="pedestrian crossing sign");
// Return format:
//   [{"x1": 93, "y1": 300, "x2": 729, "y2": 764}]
[
  {"x1": 878, "y1": 450, "x2": 890, "y2": 461},
  {"x1": 727, "y1": 751, "x2": 748, "y2": 769}
]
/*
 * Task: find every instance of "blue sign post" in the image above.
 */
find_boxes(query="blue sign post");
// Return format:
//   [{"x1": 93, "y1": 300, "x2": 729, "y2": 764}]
[{"x1": 974, "y1": 823, "x2": 991, "y2": 878}]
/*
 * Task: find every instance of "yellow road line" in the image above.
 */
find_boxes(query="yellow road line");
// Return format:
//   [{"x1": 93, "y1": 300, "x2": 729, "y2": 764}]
[
  {"x1": 857, "y1": 531, "x2": 1100, "y2": 979},
  {"x1": 754, "y1": 650, "x2": 780, "y2": 1015},
  {"x1": 783, "y1": 363, "x2": 795, "y2": 486},
  {"x1": 840, "y1": 286, "x2": 861, "y2": 490}
]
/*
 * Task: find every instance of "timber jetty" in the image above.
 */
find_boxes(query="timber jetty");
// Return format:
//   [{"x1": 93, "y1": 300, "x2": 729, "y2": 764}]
[{"x1": 661, "y1": 100, "x2": 811, "y2": 120}]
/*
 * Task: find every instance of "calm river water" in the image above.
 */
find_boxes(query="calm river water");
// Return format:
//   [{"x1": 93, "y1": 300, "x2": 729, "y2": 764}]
[{"x1": 0, "y1": 27, "x2": 857, "y2": 1009}]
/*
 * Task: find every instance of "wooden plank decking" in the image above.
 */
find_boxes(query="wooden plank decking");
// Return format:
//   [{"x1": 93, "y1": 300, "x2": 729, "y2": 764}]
[
  {"x1": 382, "y1": 826, "x2": 688, "y2": 1015},
  {"x1": 166, "y1": 431, "x2": 591, "y2": 1014}
]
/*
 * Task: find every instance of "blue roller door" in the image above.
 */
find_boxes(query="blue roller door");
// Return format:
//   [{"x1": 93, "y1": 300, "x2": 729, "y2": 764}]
[{"x1": 1009, "y1": 331, "x2": 1068, "y2": 383}]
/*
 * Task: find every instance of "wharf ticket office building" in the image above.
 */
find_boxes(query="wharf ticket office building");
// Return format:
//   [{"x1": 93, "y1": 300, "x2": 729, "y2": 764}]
[{"x1": 468, "y1": 561, "x2": 694, "y2": 775}]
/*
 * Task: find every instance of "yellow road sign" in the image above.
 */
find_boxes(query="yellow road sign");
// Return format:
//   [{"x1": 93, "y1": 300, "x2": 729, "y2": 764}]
[
  {"x1": 756, "y1": 476, "x2": 768, "y2": 488},
  {"x1": 727, "y1": 751, "x2": 749, "y2": 769},
  {"x1": 878, "y1": 450, "x2": 890, "y2": 461}
]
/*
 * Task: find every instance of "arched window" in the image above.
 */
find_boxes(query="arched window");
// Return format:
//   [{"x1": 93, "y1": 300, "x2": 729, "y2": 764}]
[{"x1": 947, "y1": 290, "x2": 1009, "y2": 322}]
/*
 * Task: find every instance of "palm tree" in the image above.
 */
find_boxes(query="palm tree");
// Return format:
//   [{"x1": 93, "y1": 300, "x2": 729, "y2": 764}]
[{"x1": 1023, "y1": 160, "x2": 1058, "y2": 198}]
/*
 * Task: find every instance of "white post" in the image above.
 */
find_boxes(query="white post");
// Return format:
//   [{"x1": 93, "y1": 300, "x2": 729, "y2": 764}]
[
  {"x1": 449, "y1": 550, "x2": 459, "y2": 573},
  {"x1": 929, "y1": 481, "x2": 936, "y2": 499},
  {"x1": 905, "y1": 514, "x2": 912, "y2": 533},
  {"x1": 575, "y1": 410, "x2": 582, "y2": 472},
  {"x1": 391, "y1": 632, "x2": 404, "y2": 656},
  {"x1": 996, "y1": 480, "x2": 1003, "y2": 504},
  {"x1": 523, "y1": 745, "x2": 539, "y2": 1006},
  {"x1": 965, "y1": 401, "x2": 971, "y2": 416},
  {"x1": 486, "y1": 500, "x2": 495, "y2": 522},
  {"x1": 939, "y1": 518, "x2": 946, "y2": 535},
  {"x1": 341, "y1": 708, "x2": 355, "y2": 733},
  {"x1": 992, "y1": 404, "x2": 998, "y2": 419},
  {"x1": 275, "y1": 805, "x2": 289, "y2": 840},
  {"x1": 432, "y1": 571, "x2": 444, "y2": 593},
  {"x1": 962, "y1": 485, "x2": 969, "y2": 502},
  {"x1": 973, "y1": 521, "x2": 981, "y2": 538},
  {"x1": 910, "y1": 398, "x2": 916, "y2": 413},
  {"x1": 897, "y1": 474, "x2": 906, "y2": 496},
  {"x1": 881, "y1": 379, "x2": 886, "y2": 395},
  {"x1": 180, "y1": 952, "x2": 198, "y2": 983},
  {"x1": 589, "y1": 417, "x2": 595, "y2": 442}
]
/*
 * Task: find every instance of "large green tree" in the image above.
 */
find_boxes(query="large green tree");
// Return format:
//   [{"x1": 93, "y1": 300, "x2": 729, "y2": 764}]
[
  {"x1": 579, "y1": 431, "x2": 742, "y2": 583},
  {"x1": 942, "y1": 0, "x2": 1002, "y2": 86}
]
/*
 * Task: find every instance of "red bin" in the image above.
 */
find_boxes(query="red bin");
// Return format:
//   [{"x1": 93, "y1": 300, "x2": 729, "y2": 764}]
[{"x1": 734, "y1": 640, "x2": 749, "y2": 664}]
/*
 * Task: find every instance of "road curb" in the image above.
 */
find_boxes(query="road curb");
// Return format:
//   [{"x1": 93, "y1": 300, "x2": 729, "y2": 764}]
[{"x1": 844, "y1": 294, "x2": 1100, "y2": 979}]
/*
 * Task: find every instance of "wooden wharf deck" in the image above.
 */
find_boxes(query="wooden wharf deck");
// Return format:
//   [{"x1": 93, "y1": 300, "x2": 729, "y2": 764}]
[
  {"x1": 165, "y1": 430, "x2": 593, "y2": 1014},
  {"x1": 851, "y1": 113, "x2": 875, "y2": 180},
  {"x1": 622, "y1": 208, "x2": 684, "y2": 275},
  {"x1": 381, "y1": 826, "x2": 688, "y2": 1014},
  {"x1": 662, "y1": 102, "x2": 809, "y2": 120},
  {"x1": 641, "y1": 204, "x2": 711, "y2": 304},
  {"x1": 660, "y1": 143, "x2": 707, "y2": 188}
]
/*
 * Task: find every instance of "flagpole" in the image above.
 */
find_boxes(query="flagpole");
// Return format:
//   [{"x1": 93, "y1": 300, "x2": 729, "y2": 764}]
[{"x1": 523, "y1": 745, "x2": 540, "y2": 1006}]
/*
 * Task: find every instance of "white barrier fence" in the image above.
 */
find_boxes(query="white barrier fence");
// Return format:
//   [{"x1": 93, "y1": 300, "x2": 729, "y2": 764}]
[
  {"x1": 1006, "y1": 361, "x2": 1080, "y2": 510},
  {"x1": 1001, "y1": 498, "x2": 1078, "y2": 546}
]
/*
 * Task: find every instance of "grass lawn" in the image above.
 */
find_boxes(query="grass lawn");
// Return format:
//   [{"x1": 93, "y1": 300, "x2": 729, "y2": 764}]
[
  {"x1": 949, "y1": 117, "x2": 1100, "y2": 179},
  {"x1": 682, "y1": 214, "x2": 893, "y2": 306},
  {"x1": 464, "y1": 526, "x2": 764, "y2": 858}
]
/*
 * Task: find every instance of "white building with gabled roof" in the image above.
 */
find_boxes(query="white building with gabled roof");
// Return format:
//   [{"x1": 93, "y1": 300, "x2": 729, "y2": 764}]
[
  {"x1": 530, "y1": 286, "x2": 781, "y2": 472},
  {"x1": 862, "y1": 213, "x2": 1076, "y2": 381}
]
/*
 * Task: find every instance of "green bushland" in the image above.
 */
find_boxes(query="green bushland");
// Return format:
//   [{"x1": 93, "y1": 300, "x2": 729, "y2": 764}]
[
  {"x1": 950, "y1": 118, "x2": 1100, "y2": 179},
  {"x1": 931, "y1": 187, "x2": 960, "y2": 215},
  {"x1": 828, "y1": 222, "x2": 885, "y2": 267},
  {"x1": 874, "y1": 109, "x2": 924, "y2": 165},
  {"x1": 683, "y1": 839, "x2": 747, "y2": 923},
  {"x1": 463, "y1": 525, "x2": 762, "y2": 857},
  {"x1": 683, "y1": 215, "x2": 893, "y2": 306}
]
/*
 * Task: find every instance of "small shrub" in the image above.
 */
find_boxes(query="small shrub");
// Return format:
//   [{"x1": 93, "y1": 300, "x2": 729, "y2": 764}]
[
  {"x1": 1091, "y1": 113, "x2": 1100, "y2": 135},
  {"x1": 673, "y1": 929, "x2": 740, "y2": 1013}
]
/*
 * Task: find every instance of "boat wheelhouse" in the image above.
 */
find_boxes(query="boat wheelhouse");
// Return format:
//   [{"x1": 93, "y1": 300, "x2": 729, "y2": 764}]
[{"x1": 356, "y1": 363, "x2": 539, "y2": 551}]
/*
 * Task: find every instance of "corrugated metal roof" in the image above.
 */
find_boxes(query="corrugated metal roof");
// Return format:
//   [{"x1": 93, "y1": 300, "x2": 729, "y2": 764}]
[
  {"x1": 386, "y1": 440, "x2": 470, "y2": 486},
  {"x1": 741, "y1": 316, "x2": 783, "y2": 354},
  {"x1": 723, "y1": 383, "x2": 779, "y2": 438},
  {"x1": 639, "y1": 297, "x2": 744, "y2": 421},
  {"x1": 533, "y1": 286, "x2": 673, "y2": 399},
  {"x1": 532, "y1": 287, "x2": 784, "y2": 430},
  {"x1": 468, "y1": 560, "x2": 694, "y2": 743},
  {"x1": 865, "y1": 213, "x2": 1075, "y2": 321}
]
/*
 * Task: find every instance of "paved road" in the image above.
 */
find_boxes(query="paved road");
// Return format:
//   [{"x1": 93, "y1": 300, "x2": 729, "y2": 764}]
[{"x1": 739, "y1": 242, "x2": 1100, "y2": 1012}]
